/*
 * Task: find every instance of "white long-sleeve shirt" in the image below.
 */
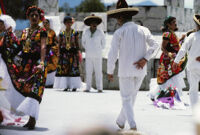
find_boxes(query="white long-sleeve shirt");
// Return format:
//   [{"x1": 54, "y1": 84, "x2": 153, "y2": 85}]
[
  {"x1": 174, "y1": 31, "x2": 200, "y2": 71},
  {"x1": 107, "y1": 22, "x2": 159, "y2": 77},
  {"x1": 82, "y1": 28, "x2": 105, "y2": 58}
]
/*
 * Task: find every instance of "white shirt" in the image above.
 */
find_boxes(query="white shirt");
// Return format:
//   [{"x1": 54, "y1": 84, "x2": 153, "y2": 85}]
[
  {"x1": 107, "y1": 22, "x2": 159, "y2": 77},
  {"x1": 174, "y1": 31, "x2": 200, "y2": 71},
  {"x1": 82, "y1": 28, "x2": 105, "y2": 58}
]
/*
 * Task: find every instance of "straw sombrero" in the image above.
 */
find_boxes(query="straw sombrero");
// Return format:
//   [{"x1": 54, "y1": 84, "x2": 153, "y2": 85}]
[
  {"x1": 84, "y1": 14, "x2": 102, "y2": 26},
  {"x1": 107, "y1": 0, "x2": 139, "y2": 18},
  {"x1": 193, "y1": 14, "x2": 200, "y2": 26}
]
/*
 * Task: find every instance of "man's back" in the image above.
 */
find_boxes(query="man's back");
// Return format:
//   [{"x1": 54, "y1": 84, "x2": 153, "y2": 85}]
[{"x1": 108, "y1": 21, "x2": 157, "y2": 77}]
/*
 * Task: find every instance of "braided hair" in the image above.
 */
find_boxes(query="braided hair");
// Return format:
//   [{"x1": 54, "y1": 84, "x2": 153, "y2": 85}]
[{"x1": 26, "y1": 6, "x2": 45, "y2": 21}]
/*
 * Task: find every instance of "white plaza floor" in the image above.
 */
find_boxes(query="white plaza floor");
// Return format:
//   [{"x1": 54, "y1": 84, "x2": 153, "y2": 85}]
[{"x1": 0, "y1": 88, "x2": 197, "y2": 135}]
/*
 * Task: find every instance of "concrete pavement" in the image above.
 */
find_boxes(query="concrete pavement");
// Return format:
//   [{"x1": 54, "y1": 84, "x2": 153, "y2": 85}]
[{"x1": 0, "y1": 89, "x2": 197, "y2": 135}]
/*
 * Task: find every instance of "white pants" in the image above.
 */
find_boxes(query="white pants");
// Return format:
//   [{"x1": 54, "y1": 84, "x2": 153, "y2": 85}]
[
  {"x1": 189, "y1": 70, "x2": 200, "y2": 107},
  {"x1": 117, "y1": 76, "x2": 144, "y2": 128},
  {"x1": 85, "y1": 57, "x2": 103, "y2": 90}
]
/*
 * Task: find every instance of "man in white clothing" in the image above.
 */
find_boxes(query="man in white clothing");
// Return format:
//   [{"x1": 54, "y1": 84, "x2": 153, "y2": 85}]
[
  {"x1": 107, "y1": 0, "x2": 159, "y2": 130},
  {"x1": 173, "y1": 14, "x2": 200, "y2": 108},
  {"x1": 82, "y1": 14, "x2": 106, "y2": 92}
]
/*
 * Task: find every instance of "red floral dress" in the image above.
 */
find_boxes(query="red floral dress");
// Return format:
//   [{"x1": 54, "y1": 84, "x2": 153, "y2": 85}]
[
  {"x1": 0, "y1": 27, "x2": 47, "y2": 103},
  {"x1": 157, "y1": 31, "x2": 187, "y2": 84}
]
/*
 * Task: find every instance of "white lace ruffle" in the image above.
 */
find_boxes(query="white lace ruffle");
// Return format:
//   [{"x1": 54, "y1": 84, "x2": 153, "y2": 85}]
[
  {"x1": 53, "y1": 76, "x2": 82, "y2": 89},
  {"x1": 45, "y1": 71, "x2": 56, "y2": 86},
  {"x1": 17, "y1": 97, "x2": 39, "y2": 120}
]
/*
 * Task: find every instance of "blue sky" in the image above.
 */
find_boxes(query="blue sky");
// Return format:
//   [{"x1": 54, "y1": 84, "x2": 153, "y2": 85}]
[{"x1": 58, "y1": 0, "x2": 194, "y2": 9}]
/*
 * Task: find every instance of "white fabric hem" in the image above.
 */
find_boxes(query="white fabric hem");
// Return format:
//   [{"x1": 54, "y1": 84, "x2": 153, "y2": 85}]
[
  {"x1": 53, "y1": 76, "x2": 82, "y2": 89},
  {"x1": 45, "y1": 71, "x2": 56, "y2": 86},
  {"x1": 17, "y1": 97, "x2": 39, "y2": 120}
]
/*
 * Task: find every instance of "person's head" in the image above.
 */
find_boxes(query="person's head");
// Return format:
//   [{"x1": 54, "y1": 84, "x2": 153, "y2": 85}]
[
  {"x1": 162, "y1": 16, "x2": 178, "y2": 32},
  {"x1": 0, "y1": 20, "x2": 5, "y2": 32},
  {"x1": 84, "y1": 14, "x2": 102, "y2": 29},
  {"x1": 90, "y1": 21, "x2": 98, "y2": 31},
  {"x1": 63, "y1": 16, "x2": 73, "y2": 29},
  {"x1": 43, "y1": 19, "x2": 50, "y2": 30},
  {"x1": 116, "y1": 14, "x2": 132, "y2": 26},
  {"x1": 26, "y1": 6, "x2": 45, "y2": 26}
]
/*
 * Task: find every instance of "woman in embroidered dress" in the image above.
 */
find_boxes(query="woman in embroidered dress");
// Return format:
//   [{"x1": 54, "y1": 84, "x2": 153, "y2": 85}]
[
  {"x1": 43, "y1": 19, "x2": 59, "y2": 87},
  {"x1": 156, "y1": 16, "x2": 187, "y2": 99},
  {"x1": 0, "y1": 6, "x2": 47, "y2": 129},
  {"x1": 53, "y1": 16, "x2": 82, "y2": 92}
]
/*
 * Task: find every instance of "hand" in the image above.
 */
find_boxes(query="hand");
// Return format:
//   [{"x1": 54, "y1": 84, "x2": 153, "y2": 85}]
[
  {"x1": 108, "y1": 74, "x2": 114, "y2": 82},
  {"x1": 196, "y1": 56, "x2": 200, "y2": 62},
  {"x1": 134, "y1": 58, "x2": 147, "y2": 69},
  {"x1": 36, "y1": 62, "x2": 44, "y2": 71},
  {"x1": 172, "y1": 62, "x2": 178, "y2": 70}
]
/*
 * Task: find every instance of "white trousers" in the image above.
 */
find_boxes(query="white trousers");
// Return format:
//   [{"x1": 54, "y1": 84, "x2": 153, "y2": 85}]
[
  {"x1": 117, "y1": 76, "x2": 144, "y2": 128},
  {"x1": 85, "y1": 57, "x2": 103, "y2": 90},
  {"x1": 189, "y1": 70, "x2": 200, "y2": 107}
]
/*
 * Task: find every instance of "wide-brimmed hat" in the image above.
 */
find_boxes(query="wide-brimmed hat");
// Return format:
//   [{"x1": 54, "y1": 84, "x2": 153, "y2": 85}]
[
  {"x1": 193, "y1": 14, "x2": 200, "y2": 26},
  {"x1": 84, "y1": 14, "x2": 102, "y2": 26},
  {"x1": 107, "y1": 0, "x2": 139, "y2": 18},
  {"x1": 0, "y1": 15, "x2": 16, "y2": 31}
]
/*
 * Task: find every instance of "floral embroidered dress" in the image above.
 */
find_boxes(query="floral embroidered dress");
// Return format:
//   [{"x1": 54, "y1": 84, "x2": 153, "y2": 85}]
[
  {"x1": 1, "y1": 27, "x2": 47, "y2": 103},
  {"x1": 56, "y1": 29, "x2": 80, "y2": 77},
  {"x1": 157, "y1": 31, "x2": 187, "y2": 85},
  {"x1": 46, "y1": 29, "x2": 58, "y2": 73}
]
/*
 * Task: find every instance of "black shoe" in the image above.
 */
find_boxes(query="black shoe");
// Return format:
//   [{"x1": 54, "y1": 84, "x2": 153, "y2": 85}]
[
  {"x1": 64, "y1": 88, "x2": 69, "y2": 91},
  {"x1": 23, "y1": 116, "x2": 36, "y2": 130},
  {"x1": 72, "y1": 88, "x2": 77, "y2": 92}
]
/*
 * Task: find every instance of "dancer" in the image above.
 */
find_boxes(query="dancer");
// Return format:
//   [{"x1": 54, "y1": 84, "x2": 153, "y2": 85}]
[
  {"x1": 156, "y1": 16, "x2": 187, "y2": 100},
  {"x1": 82, "y1": 14, "x2": 105, "y2": 92},
  {"x1": 53, "y1": 16, "x2": 82, "y2": 92},
  {"x1": 173, "y1": 14, "x2": 200, "y2": 107},
  {"x1": 107, "y1": 0, "x2": 159, "y2": 130},
  {"x1": 43, "y1": 18, "x2": 59, "y2": 87},
  {"x1": 0, "y1": 6, "x2": 47, "y2": 129}
]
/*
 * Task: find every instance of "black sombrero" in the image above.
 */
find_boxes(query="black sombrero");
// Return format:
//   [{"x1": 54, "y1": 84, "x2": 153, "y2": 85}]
[
  {"x1": 193, "y1": 14, "x2": 200, "y2": 26},
  {"x1": 107, "y1": 0, "x2": 139, "y2": 18},
  {"x1": 84, "y1": 14, "x2": 102, "y2": 26}
]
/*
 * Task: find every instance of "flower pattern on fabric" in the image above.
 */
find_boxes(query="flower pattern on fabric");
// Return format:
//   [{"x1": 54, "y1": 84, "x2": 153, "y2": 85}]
[
  {"x1": 56, "y1": 29, "x2": 80, "y2": 77},
  {"x1": 157, "y1": 31, "x2": 187, "y2": 84},
  {"x1": 46, "y1": 29, "x2": 58, "y2": 73},
  {"x1": 1, "y1": 27, "x2": 47, "y2": 103}
]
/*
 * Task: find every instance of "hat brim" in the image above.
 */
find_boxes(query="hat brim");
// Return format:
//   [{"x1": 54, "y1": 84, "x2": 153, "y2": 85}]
[
  {"x1": 107, "y1": 8, "x2": 139, "y2": 18},
  {"x1": 84, "y1": 16, "x2": 102, "y2": 26},
  {"x1": 193, "y1": 14, "x2": 200, "y2": 26}
]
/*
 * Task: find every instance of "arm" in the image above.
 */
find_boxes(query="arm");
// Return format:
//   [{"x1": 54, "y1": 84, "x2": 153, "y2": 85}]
[
  {"x1": 173, "y1": 35, "x2": 192, "y2": 69},
  {"x1": 101, "y1": 30, "x2": 106, "y2": 49},
  {"x1": 174, "y1": 36, "x2": 192, "y2": 64},
  {"x1": 107, "y1": 32, "x2": 120, "y2": 81},
  {"x1": 144, "y1": 28, "x2": 159, "y2": 61},
  {"x1": 40, "y1": 37, "x2": 46, "y2": 64},
  {"x1": 161, "y1": 40, "x2": 170, "y2": 55},
  {"x1": 135, "y1": 28, "x2": 159, "y2": 69},
  {"x1": 81, "y1": 30, "x2": 86, "y2": 48}
]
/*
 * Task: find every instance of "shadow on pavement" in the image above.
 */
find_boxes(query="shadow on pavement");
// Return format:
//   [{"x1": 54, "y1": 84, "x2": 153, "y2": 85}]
[{"x1": 0, "y1": 125, "x2": 49, "y2": 132}]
